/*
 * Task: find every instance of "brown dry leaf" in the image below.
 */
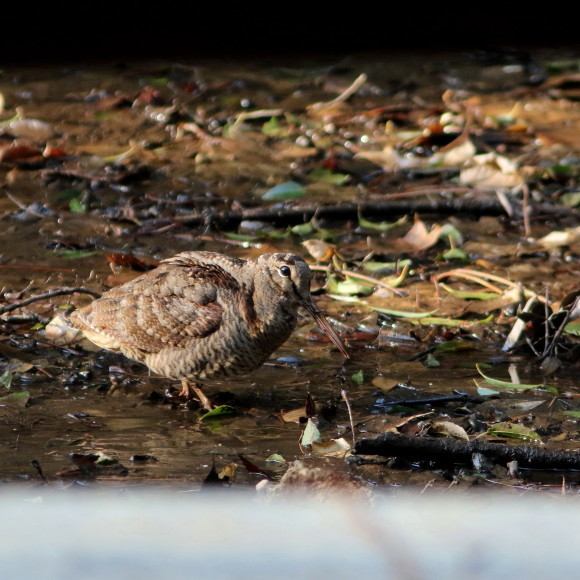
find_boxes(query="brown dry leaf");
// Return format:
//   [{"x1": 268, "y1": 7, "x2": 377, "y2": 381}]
[
  {"x1": 105, "y1": 253, "x2": 157, "y2": 273},
  {"x1": 0, "y1": 141, "x2": 43, "y2": 162},
  {"x1": 397, "y1": 215, "x2": 442, "y2": 251},
  {"x1": 307, "y1": 73, "x2": 368, "y2": 118},
  {"x1": 272, "y1": 142, "x2": 318, "y2": 159},
  {"x1": 538, "y1": 226, "x2": 580, "y2": 249},
  {"x1": 301, "y1": 239, "x2": 336, "y2": 262},
  {"x1": 429, "y1": 420, "x2": 470, "y2": 441},
  {"x1": 431, "y1": 137, "x2": 476, "y2": 167},
  {"x1": 3, "y1": 119, "x2": 54, "y2": 141},
  {"x1": 356, "y1": 145, "x2": 422, "y2": 172},
  {"x1": 459, "y1": 152, "x2": 524, "y2": 189},
  {"x1": 218, "y1": 462, "x2": 238, "y2": 480},
  {"x1": 280, "y1": 407, "x2": 307, "y2": 423},
  {"x1": 311, "y1": 438, "x2": 351, "y2": 457}
]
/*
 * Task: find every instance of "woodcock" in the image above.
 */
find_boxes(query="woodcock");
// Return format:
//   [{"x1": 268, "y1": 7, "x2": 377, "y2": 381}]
[{"x1": 68, "y1": 251, "x2": 349, "y2": 409}]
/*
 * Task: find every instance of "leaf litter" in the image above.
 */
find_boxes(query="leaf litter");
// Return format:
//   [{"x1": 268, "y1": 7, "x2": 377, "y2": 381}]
[{"x1": 0, "y1": 51, "x2": 579, "y2": 496}]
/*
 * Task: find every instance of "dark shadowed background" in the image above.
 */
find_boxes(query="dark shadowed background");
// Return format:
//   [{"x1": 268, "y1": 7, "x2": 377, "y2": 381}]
[{"x1": 2, "y1": 4, "x2": 577, "y2": 63}]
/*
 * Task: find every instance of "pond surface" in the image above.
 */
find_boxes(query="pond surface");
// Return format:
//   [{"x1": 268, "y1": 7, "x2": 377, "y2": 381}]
[{"x1": 0, "y1": 50, "x2": 579, "y2": 495}]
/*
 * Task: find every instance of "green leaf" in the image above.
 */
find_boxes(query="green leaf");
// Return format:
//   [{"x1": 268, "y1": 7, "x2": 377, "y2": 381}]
[
  {"x1": 262, "y1": 116, "x2": 287, "y2": 137},
  {"x1": 475, "y1": 363, "x2": 553, "y2": 392},
  {"x1": 563, "y1": 411, "x2": 580, "y2": 418},
  {"x1": 0, "y1": 370, "x2": 13, "y2": 389},
  {"x1": 439, "y1": 283, "x2": 499, "y2": 300},
  {"x1": 289, "y1": 222, "x2": 315, "y2": 236},
  {"x1": 439, "y1": 247, "x2": 469, "y2": 262},
  {"x1": 351, "y1": 370, "x2": 364, "y2": 384},
  {"x1": 222, "y1": 232, "x2": 263, "y2": 242},
  {"x1": 434, "y1": 340, "x2": 474, "y2": 353},
  {"x1": 95, "y1": 453, "x2": 118, "y2": 465},
  {"x1": 262, "y1": 181, "x2": 306, "y2": 200},
  {"x1": 69, "y1": 198, "x2": 87, "y2": 213},
  {"x1": 326, "y1": 276, "x2": 374, "y2": 296},
  {"x1": 56, "y1": 250, "x2": 98, "y2": 259},
  {"x1": 0, "y1": 390, "x2": 30, "y2": 408},
  {"x1": 328, "y1": 294, "x2": 439, "y2": 318},
  {"x1": 358, "y1": 214, "x2": 407, "y2": 232},
  {"x1": 486, "y1": 422, "x2": 542, "y2": 443},
  {"x1": 560, "y1": 192, "x2": 580, "y2": 208},
  {"x1": 411, "y1": 315, "x2": 495, "y2": 327},
  {"x1": 369, "y1": 306, "x2": 440, "y2": 319},
  {"x1": 265, "y1": 453, "x2": 286, "y2": 463},
  {"x1": 200, "y1": 405, "x2": 235, "y2": 421},
  {"x1": 361, "y1": 259, "x2": 413, "y2": 272},
  {"x1": 308, "y1": 167, "x2": 349, "y2": 185},
  {"x1": 476, "y1": 385, "x2": 500, "y2": 397},
  {"x1": 300, "y1": 417, "x2": 322, "y2": 446},
  {"x1": 425, "y1": 353, "x2": 440, "y2": 367},
  {"x1": 439, "y1": 223, "x2": 464, "y2": 245},
  {"x1": 564, "y1": 321, "x2": 580, "y2": 336}
]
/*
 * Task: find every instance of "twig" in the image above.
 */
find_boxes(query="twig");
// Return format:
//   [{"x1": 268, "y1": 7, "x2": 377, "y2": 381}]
[
  {"x1": 41, "y1": 168, "x2": 127, "y2": 183},
  {"x1": 521, "y1": 183, "x2": 532, "y2": 237},
  {"x1": 0, "y1": 264, "x2": 75, "y2": 272},
  {"x1": 309, "y1": 73, "x2": 368, "y2": 111},
  {"x1": 540, "y1": 295, "x2": 580, "y2": 361},
  {"x1": 341, "y1": 390, "x2": 356, "y2": 447},
  {"x1": 30, "y1": 460, "x2": 49, "y2": 484},
  {"x1": 0, "y1": 287, "x2": 101, "y2": 315}
]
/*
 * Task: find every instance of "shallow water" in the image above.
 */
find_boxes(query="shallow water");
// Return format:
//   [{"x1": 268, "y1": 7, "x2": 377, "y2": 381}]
[{"x1": 0, "y1": 50, "x2": 579, "y2": 493}]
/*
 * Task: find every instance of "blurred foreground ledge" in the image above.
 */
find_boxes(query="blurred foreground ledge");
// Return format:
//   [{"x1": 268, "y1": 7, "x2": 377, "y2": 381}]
[{"x1": 0, "y1": 488, "x2": 578, "y2": 579}]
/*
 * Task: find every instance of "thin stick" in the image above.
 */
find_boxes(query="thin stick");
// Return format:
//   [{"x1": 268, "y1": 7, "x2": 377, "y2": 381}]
[
  {"x1": 521, "y1": 183, "x2": 532, "y2": 237},
  {"x1": 0, "y1": 264, "x2": 75, "y2": 272},
  {"x1": 0, "y1": 287, "x2": 101, "y2": 315},
  {"x1": 341, "y1": 389, "x2": 356, "y2": 447}
]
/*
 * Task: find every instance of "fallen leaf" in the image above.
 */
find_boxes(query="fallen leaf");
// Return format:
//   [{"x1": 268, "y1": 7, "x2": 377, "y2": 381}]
[
  {"x1": 486, "y1": 422, "x2": 542, "y2": 443},
  {"x1": 300, "y1": 417, "x2": 322, "y2": 447},
  {"x1": 400, "y1": 216, "x2": 442, "y2": 251},
  {"x1": 311, "y1": 437, "x2": 351, "y2": 456},
  {"x1": 262, "y1": 181, "x2": 305, "y2": 200},
  {"x1": 429, "y1": 420, "x2": 470, "y2": 441}
]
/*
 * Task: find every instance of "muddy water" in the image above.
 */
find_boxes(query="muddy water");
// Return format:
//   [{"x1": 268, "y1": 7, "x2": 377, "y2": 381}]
[{"x1": 0, "y1": 52, "x2": 579, "y2": 492}]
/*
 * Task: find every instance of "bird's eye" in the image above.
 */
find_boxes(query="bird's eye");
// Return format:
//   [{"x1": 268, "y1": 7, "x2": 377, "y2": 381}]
[{"x1": 279, "y1": 265, "x2": 291, "y2": 277}]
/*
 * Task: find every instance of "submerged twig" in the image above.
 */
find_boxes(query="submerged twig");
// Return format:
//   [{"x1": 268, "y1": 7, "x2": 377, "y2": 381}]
[
  {"x1": 0, "y1": 287, "x2": 101, "y2": 315},
  {"x1": 540, "y1": 294, "x2": 580, "y2": 361},
  {"x1": 341, "y1": 390, "x2": 356, "y2": 447},
  {"x1": 375, "y1": 391, "x2": 484, "y2": 409}
]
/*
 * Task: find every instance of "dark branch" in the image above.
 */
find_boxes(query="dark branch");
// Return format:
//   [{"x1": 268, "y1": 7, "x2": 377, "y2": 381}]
[
  {"x1": 172, "y1": 198, "x2": 579, "y2": 229},
  {"x1": 354, "y1": 432, "x2": 580, "y2": 471}
]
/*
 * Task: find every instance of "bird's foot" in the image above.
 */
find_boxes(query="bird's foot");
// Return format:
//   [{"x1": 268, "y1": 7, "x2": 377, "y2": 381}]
[{"x1": 180, "y1": 380, "x2": 214, "y2": 411}]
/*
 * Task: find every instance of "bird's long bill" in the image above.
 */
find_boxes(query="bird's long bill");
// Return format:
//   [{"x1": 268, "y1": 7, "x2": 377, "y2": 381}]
[{"x1": 303, "y1": 300, "x2": 350, "y2": 358}]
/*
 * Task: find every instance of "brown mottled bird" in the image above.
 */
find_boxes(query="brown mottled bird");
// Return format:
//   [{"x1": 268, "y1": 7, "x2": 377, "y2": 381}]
[{"x1": 68, "y1": 251, "x2": 348, "y2": 409}]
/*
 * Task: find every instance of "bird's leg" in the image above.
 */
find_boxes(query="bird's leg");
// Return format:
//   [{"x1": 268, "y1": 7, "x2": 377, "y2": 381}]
[{"x1": 180, "y1": 380, "x2": 213, "y2": 411}]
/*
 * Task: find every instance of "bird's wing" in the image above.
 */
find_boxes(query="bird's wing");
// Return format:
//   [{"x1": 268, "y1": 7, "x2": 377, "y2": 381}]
[{"x1": 69, "y1": 259, "x2": 242, "y2": 356}]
